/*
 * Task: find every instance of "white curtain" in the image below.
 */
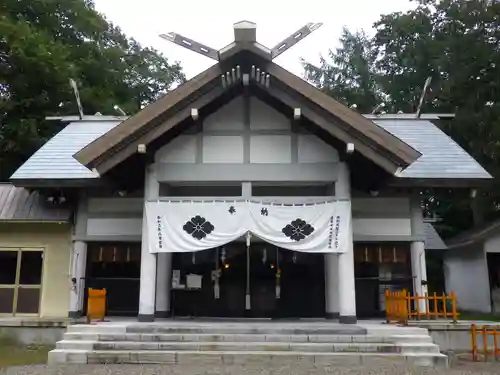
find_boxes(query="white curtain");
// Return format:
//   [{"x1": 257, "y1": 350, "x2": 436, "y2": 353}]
[
  {"x1": 146, "y1": 201, "x2": 249, "y2": 253},
  {"x1": 146, "y1": 200, "x2": 351, "y2": 254},
  {"x1": 248, "y1": 200, "x2": 351, "y2": 253}
]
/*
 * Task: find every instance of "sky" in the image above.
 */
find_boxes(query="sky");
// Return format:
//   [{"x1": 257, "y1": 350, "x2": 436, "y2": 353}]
[{"x1": 93, "y1": 0, "x2": 416, "y2": 80}]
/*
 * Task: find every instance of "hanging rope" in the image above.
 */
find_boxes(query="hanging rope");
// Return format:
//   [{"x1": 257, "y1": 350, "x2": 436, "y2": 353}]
[{"x1": 246, "y1": 232, "x2": 251, "y2": 310}]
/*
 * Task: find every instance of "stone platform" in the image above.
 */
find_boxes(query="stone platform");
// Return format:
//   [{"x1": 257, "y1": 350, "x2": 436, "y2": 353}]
[{"x1": 48, "y1": 320, "x2": 448, "y2": 367}]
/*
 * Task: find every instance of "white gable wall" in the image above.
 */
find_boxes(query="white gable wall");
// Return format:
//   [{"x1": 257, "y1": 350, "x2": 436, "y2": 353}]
[
  {"x1": 249, "y1": 98, "x2": 290, "y2": 131},
  {"x1": 154, "y1": 97, "x2": 338, "y2": 175},
  {"x1": 155, "y1": 136, "x2": 197, "y2": 163},
  {"x1": 250, "y1": 135, "x2": 292, "y2": 164},
  {"x1": 203, "y1": 136, "x2": 244, "y2": 163},
  {"x1": 203, "y1": 97, "x2": 245, "y2": 131},
  {"x1": 298, "y1": 135, "x2": 339, "y2": 163}
]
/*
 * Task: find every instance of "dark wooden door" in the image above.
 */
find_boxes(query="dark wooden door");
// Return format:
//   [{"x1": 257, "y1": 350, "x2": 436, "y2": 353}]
[
  {"x1": 85, "y1": 242, "x2": 141, "y2": 316},
  {"x1": 249, "y1": 243, "x2": 277, "y2": 317},
  {"x1": 278, "y1": 250, "x2": 325, "y2": 318}
]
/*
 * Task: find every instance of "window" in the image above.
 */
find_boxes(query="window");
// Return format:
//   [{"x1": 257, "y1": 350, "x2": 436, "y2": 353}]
[
  {"x1": 0, "y1": 248, "x2": 44, "y2": 315},
  {"x1": 0, "y1": 251, "x2": 17, "y2": 284},
  {"x1": 354, "y1": 243, "x2": 410, "y2": 265},
  {"x1": 87, "y1": 243, "x2": 141, "y2": 279}
]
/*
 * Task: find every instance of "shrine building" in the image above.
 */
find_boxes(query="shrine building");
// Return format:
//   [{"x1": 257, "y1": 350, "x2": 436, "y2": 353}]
[{"x1": 4, "y1": 21, "x2": 491, "y2": 323}]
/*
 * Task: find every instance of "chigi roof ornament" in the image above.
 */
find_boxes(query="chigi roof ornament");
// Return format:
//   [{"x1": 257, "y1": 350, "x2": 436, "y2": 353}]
[{"x1": 159, "y1": 20, "x2": 323, "y2": 62}]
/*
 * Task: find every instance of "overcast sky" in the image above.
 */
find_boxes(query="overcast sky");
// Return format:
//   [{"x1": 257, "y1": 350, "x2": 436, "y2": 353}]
[{"x1": 93, "y1": 0, "x2": 415, "y2": 79}]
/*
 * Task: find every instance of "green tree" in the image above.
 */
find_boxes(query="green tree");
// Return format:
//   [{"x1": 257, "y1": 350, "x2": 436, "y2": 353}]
[
  {"x1": 373, "y1": 0, "x2": 500, "y2": 237},
  {"x1": 303, "y1": 28, "x2": 383, "y2": 113},
  {"x1": 304, "y1": 0, "x2": 500, "y2": 237},
  {"x1": 0, "y1": 0, "x2": 185, "y2": 180}
]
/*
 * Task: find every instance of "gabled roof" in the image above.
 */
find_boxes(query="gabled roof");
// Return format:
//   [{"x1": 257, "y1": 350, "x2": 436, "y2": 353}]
[
  {"x1": 10, "y1": 116, "x2": 491, "y2": 186},
  {"x1": 0, "y1": 184, "x2": 71, "y2": 222},
  {"x1": 74, "y1": 56, "x2": 421, "y2": 176}
]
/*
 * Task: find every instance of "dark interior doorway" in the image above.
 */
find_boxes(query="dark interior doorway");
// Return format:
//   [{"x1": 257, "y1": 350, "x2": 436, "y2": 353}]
[
  {"x1": 354, "y1": 243, "x2": 413, "y2": 318},
  {"x1": 487, "y1": 253, "x2": 500, "y2": 312},
  {"x1": 84, "y1": 242, "x2": 141, "y2": 316},
  {"x1": 279, "y1": 249, "x2": 325, "y2": 318},
  {"x1": 248, "y1": 243, "x2": 278, "y2": 318},
  {"x1": 170, "y1": 241, "x2": 325, "y2": 318}
]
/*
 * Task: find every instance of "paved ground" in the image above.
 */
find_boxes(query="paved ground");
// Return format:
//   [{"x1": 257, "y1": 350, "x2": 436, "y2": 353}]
[{"x1": 2, "y1": 361, "x2": 500, "y2": 375}]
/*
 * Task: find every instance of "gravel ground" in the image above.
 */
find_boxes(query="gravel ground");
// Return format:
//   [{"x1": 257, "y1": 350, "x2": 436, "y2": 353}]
[{"x1": 2, "y1": 361, "x2": 500, "y2": 375}]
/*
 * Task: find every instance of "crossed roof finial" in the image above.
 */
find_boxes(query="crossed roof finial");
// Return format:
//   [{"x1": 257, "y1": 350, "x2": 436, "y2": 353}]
[{"x1": 159, "y1": 21, "x2": 323, "y2": 62}]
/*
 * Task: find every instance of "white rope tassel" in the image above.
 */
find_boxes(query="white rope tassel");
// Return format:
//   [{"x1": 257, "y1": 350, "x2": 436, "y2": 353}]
[
  {"x1": 214, "y1": 247, "x2": 220, "y2": 299},
  {"x1": 275, "y1": 247, "x2": 281, "y2": 299},
  {"x1": 245, "y1": 232, "x2": 251, "y2": 310}
]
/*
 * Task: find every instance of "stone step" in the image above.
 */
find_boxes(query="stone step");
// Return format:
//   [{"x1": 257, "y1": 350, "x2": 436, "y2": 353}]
[
  {"x1": 56, "y1": 340, "x2": 440, "y2": 354},
  {"x1": 66, "y1": 324, "x2": 369, "y2": 335},
  {"x1": 48, "y1": 349, "x2": 448, "y2": 367},
  {"x1": 63, "y1": 332, "x2": 433, "y2": 344}
]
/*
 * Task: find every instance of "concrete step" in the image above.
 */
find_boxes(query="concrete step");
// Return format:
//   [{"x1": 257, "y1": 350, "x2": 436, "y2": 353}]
[
  {"x1": 63, "y1": 332, "x2": 433, "y2": 344},
  {"x1": 56, "y1": 340, "x2": 440, "y2": 354},
  {"x1": 54, "y1": 323, "x2": 444, "y2": 367},
  {"x1": 48, "y1": 349, "x2": 448, "y2": 367},
  {"x1": 66, "y1": 324, "x2": 368, "y2": 336}
]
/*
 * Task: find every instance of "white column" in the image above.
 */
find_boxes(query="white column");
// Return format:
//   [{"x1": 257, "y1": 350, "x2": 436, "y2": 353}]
[
  {"x1": 410, "y1": 196, "x2": 428, "y2": 312},
  {"x1": 138, "y1": 165, "x2": 159, "y2": 322},
  {"x1": 68, "y1": 241, "x2": 87, "y2": 318},
  {"x1": 324, "y1": 254, "x2": 339, "y2": 318},
  {"x1": 155, "y1": 253, "x2": 172, "y2": 317},
  {"x1": 336, "y1": 162, "x2": 357, "y2": 323},
  {"x1": 69, "y1": 194, "x2": 88, "y2": 318}
]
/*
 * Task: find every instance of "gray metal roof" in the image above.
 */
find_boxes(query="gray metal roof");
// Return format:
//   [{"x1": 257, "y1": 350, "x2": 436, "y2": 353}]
[
  {"x1": 0, "y1": 184, "x2": 71, "y2": 222},
  {"x1": 10, "y1": 117, "x2": 491, "y2": 181},
  {"x1": 11, "y1": 120, "x2": 120, "y2": 180},
  {"x1": 424, "y1": 222, "x2": 447, "y2": 250},
  {"x1": 374, "y1": 119, "x2": 492, "y2": 179}
]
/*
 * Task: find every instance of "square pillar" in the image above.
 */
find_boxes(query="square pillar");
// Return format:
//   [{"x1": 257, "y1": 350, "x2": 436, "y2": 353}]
[
  {"x1": 138, "y1": 165, "x2": 159, "y2": 322},
  {"x1": 68, "y1": 240, "x2": 87, "y2": 318},
  {"x1": 334, "y1": 162, "x2": 356, "y2": 324},
  {"x1": 155, "y1": 253, "x2": 172, "y2": 318},
  {"x1": 410, "y1": 196, "x2": 428, "y2": 311}
]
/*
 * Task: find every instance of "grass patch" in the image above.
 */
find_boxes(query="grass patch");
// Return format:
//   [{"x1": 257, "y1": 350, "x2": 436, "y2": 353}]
[
  {"x1": 458, "y1": 312, "x2": 500, "y2": 322},
  {"x1": 0, "y1": 338, "x2": 52, "y2": 368}
]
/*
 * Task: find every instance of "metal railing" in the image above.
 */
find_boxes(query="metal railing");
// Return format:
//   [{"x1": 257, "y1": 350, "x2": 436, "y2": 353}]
[
  {"x1": 385, "y1": 289, "x2": 458, "y2": 324},
  {"x1": 471, "y1": 324, "x2": 500, "y2": 361}
]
